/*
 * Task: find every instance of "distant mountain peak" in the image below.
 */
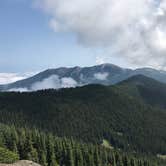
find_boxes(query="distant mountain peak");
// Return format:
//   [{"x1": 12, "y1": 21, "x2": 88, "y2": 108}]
[
  {"x1": 97, "y1": 63, "x2": 122, "y2": 68},
  {"x1": 1, "y1": 63, "x2": 166, "y2": 91}
]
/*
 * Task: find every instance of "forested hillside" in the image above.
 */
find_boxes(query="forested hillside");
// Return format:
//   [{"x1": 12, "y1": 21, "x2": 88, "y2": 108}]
[
  {"x1": 0, "y1": 75, "x2": 166, "y2": 165},
  {"x1": 0, "y1": 76, "x2": 166, "y2": 153},
  {"x1": 0, "y1": 123, "x2": 164, "y2": 166},
  {"x1": 117, "y1": 75, "x2": 166, "y2": 109}
]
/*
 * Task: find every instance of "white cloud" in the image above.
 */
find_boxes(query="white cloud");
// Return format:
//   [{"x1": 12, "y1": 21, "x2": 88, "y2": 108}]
[
  {"x1": 8, "y1": 88, "x2": 28, "y2": 92},
  {"x1": 35, "y1": 0, "x2": 166, "y2": 69},
  {"x1": 61, "y1": 77, "x2": 77, "y2": 88},
  {"x1": 31, "y1": 75, "x2": 61, "y2": 90},
  {"x1": 153, "y1": 27, "x2": 166, "y2": 50},
  {"x1": 0, "y1": 72, "x2": 38, "y2": 84},
  {"x1": 94, "y1": 72, "x2": 109, "y2": 81},
  {"x1": 31, "y1": 75, "x2": 78, "y2": 90},
  {"x1": 0, "y1": 73, "x2": 26, "y2": 84},
  {"x1": 96, "y1": 56, "x2": 106, "y2": 65}
]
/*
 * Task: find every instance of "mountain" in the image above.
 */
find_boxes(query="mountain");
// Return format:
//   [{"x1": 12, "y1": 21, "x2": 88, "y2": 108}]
[
  {"x1": 1, "y1": 63, "x2": 166, "y2": 91},
  {"x1": 116, "y1": 75, "x2": 166, "y2": 109}
]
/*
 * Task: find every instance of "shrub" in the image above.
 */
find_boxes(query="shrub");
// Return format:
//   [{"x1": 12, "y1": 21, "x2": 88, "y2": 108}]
[{"x1": 0, "y1": 147, "x2": 19, "y2": 163}]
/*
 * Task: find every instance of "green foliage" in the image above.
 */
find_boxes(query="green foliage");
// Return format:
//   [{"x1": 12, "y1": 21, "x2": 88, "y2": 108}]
[
  {"x1": 0, "y1": 147, "x2": 19, "y2": 163},
  {"x1": 117, "y1": 75, "x2": 166, "y2": 109},
  {"x1": 0, "y1": 123, "x2": 159, "y2": 166},
  {"x1": 0, "y1": 84, "x2": 166, "y2": 154},
  {"x1": 0, "y1": 76, "x2": 166, "y2": 165}
]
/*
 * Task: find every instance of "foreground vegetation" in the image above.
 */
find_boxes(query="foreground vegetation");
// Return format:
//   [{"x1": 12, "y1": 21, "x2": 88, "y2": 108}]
[
  {"x1": 0, "y1": 123, "x2": 163, "y2": 166},
  {"x1": 0, "y1": 147, "x2": 19, "y2": 163}
]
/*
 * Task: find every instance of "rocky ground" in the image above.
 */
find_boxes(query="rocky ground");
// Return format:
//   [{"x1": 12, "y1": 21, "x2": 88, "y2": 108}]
[{"x1": 0, "y1": 161, "x2": 41, "y2": 166}]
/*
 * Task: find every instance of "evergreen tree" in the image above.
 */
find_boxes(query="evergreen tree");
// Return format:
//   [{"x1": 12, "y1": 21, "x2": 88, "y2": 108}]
[{"x1": 66, "y1": 146, "x2": 74, "y2": 166}]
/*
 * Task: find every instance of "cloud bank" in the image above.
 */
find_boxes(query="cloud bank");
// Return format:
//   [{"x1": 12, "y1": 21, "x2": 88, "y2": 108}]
[
  {"x1": 31, "y1": 75, "x2": 78, "y2": 91},
  {"x1": 0, "y1": 73, "x2": 27, "y2": 84},
  {"x1": 35, "y1": 0, "x2": 166, "y2": 69},
  {"x1": 94, "y1": 72, "x2": 109, "y2": 81},
  {"x1": 0, "y1": 72, "x2": 38, "y2": 85},
  {"x1": 8, "y1": 88, "x2": 29, "y2": 92},
  {"x1": 8, "y1": 75, "x2": 78, "y2": 92},
  {"x1": 0, "y1": 73, "x2": 34, "y2": 84}
]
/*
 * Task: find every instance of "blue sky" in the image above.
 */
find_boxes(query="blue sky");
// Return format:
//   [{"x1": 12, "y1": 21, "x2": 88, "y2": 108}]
[
  {"x1": 0, "y1": 0, "x2": 124, "y2": 74},
  {"x1": 0, "y1": 0, "x2": 89, "y2": 72},
  {"x1": 0, "y1": 0, "x2": 166, "y2": 83}
]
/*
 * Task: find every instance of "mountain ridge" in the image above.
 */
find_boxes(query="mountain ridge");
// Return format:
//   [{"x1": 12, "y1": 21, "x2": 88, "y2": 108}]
[
  {"x1": 1, "y1": 63, "x2": 166, "y2": 91},
  {"x1": 116, "y1": 74, "x2": 166, "y2": 109}
]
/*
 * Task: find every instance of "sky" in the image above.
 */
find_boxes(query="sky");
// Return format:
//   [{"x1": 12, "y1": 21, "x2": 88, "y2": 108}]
[{"x1": 0, "y1": 0, "x2": 166, "y2": 83}]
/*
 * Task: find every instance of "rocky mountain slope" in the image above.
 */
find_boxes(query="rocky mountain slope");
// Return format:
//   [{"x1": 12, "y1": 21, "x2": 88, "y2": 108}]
[{"x1": 1, "y1": 63, "x2": 166, "y2": 91}]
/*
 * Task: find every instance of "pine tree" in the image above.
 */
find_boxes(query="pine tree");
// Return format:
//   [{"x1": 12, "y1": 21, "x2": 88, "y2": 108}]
[
  {"x1": 94, "y1": 148, "x2": 102, "y2": 166},
  {"x1": 112, "y1": 153, "x2": 117, "y2": 166},
  {"x1": 76, "y1": 148, "x2": 83, "y2": 166},
  {"x1": 123, "y1": 156, "x2": 129, "y2": 166},
  {"x1": 130, "y1": 158, "x2": 136, "y2": 166},
  {"x1": 87, "y1": 154, "x2": 95, "y2": 166},
  {"x1": 66, "y1": 145, "x2": 74, "y2": 166},
  {"x1": 27, "y1": 147, "x2": 39, "y2": 163},
  {"x1": 101, "y1": 148, "x2": 108, "y2": 166},
  {"x1": 40, "y1": 151, "x2": 48, "y2": 166},
  {"x1": 50, "y1": 154, "x2": 58, "y2": 166}
]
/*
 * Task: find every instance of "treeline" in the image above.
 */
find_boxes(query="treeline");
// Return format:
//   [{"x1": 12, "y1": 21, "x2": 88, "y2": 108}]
[
  {"x1": 0, "y1": 85, "x2": 166, "y2": 155},
  {"x1": 0, "y1": 123, "x2": 159, "y2": 166}
]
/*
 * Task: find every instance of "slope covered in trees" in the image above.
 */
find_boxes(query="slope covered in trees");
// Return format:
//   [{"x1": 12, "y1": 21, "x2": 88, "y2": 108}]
[
  {"x1": 1, "y1": 75, "x2": 166, "y2": 165},
  {"x1": 0, "y1": 75, "x2": 166, "y2": 156},
  {"x1": 116, "y1": 75, "x2": 166, "y2": 109},
  {"x1": 1, "y1": 123, "x2": 160, "y2": 166}
]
